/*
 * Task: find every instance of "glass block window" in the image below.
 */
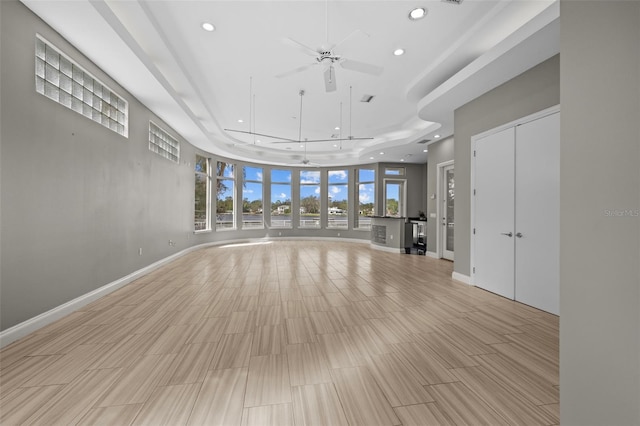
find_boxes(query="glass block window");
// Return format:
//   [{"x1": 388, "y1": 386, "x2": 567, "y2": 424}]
[
  {"x1": 149, "y1": 121, "x2": 180, "y2": 163},
  {"x1": 35, "y1": 35, "x2": 128, "y2": 137}
]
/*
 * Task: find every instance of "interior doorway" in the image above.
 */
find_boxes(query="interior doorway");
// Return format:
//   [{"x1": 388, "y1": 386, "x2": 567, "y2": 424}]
[{"x1": 437, "y1": 161, "x2": 455, "y2": 261}]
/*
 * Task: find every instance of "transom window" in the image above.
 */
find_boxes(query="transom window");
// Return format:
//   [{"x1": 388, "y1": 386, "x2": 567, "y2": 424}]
[{"x1": 35, "y1": 35, "x2": 128, "y2": 137}]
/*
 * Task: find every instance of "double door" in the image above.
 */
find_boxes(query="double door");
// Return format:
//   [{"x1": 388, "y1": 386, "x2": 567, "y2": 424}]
[{"x1": 473, "y1": 111, "x2": 559, "y2": 315}]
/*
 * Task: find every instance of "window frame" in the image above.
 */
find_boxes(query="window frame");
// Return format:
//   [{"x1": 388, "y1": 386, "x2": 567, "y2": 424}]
[
  {"x1": 356, "y1": 168, "x2": 376, "y2": 230},
  {"x1": 194, "y1": 155, "x2": 211, "y2": 232},
  {"x1": 216, "y1": 161, "x2": 236, "y2": 230},
  {"x1": 242, "y1": 166, "x2": 264, "y2": 229},
  {"x1": 270, "y1": 169, "x2": 293, "y2": 229},
  {"x1": 327, "y1": 169, "x2": 349, "y2": 229},
  {"x1": 299, "y1": 169, "x2": 321, "y2": 229}
]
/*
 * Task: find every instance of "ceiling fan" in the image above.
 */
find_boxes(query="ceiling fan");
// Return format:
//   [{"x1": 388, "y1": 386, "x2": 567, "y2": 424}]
[
  {"x1": 225, "y1": 87, "x2": 373, "y2": 147},
  {"x1": 275, "y1": 2, "x2": 383, "y2": 92}
]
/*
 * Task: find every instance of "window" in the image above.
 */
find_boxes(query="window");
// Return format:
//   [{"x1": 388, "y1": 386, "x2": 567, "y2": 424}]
[
  {"x1": 299, "y1": 170, "x2": 321, "y2": 229},
  {"x1": 357, "y1": 168, "x2": 376, "y2": 229},
  {"x1": 384, "y1": 179, "x2": 406, "y2": 218},
  {"x1": 271, "y1": 169, "x2": 292, "y2": 229},
  {"x1": 149, "y1": 122, "x2": 179, "y2": 163},
  {"x1": 194, "y1": 155, "x2": 210, "y2": 231},
  {"x1": 327, "y1": 170, "x2": 348, "y2": 229},
  {"x1": 243, "y1": 166, "x2": 263, "y2": 229},
  {"x1": 385, "y1": 167, "x2": 405, "y2": 176},
  {"x1": 216, "y1": 162, "x2": 235, "y2": 230},
  {"x1": 35, "y1": 35, "x2": 128, "y2": 136}
]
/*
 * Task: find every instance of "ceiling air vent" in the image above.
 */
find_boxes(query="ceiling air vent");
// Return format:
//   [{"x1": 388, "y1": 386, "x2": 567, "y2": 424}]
[
  {"x1": 442, "y1": 0, "x2": 463, "y2": 4},
  {"x1": 360, "y1": 94, "x2": 375, "y2": 103},
  {"x1": 417, "y1": 139, "x2": 431, "y2": 144}
]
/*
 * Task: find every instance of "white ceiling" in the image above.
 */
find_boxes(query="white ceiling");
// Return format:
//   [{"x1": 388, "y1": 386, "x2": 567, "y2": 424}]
[{"x1": 22, "y1": 0, "x2": 559, "y2": 167}]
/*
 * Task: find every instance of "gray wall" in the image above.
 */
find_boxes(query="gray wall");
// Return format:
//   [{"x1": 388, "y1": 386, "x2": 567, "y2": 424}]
[
  {"x1": 453, "y1": 54, "x2": 560, "y2": 277},
  {"x1": 0, "y1": 0, "x2": 197, "y2": 331},
  {"x1": 425, "y1": 136, "x2": 454, "y2": 254},
  {"x1": 0, "y1": 0, "x2": 428, "y2": 332},
  {"x1": 559, "y1": 1, "x2": 640, "y2": 424}
]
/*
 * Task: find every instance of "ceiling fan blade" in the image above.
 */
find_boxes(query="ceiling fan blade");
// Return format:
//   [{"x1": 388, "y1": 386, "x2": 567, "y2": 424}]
[
  {"x1": 324, "y1": 65, "x2": 337, "y2": 92},
  {"x1": 282, "y1": 37, "x2": 320, "y2": 57},
  {"x1": 340, "y1": 59, "x2": 383, "y2": 76},
  {"x1": 275, "y1": 63, "x2": 317, "y2": 79},
  {"x1": 224, "y1": 129, "x2": 298, "y2": 143}
]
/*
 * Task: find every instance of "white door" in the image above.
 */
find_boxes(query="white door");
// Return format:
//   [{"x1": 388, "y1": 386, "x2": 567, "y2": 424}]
[
  {"x1": 474, "y1": 127, "x2": 516, "y2": 299},
  {"x1": 442, "y1": 164, "x2": 455, "y2": 260},
  {"x1": 514, "y1": 113, "x2": 560, "y2": 315}
]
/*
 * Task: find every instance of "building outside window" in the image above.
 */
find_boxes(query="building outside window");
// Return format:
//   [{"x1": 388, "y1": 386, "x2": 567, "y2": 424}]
[
  {"x1": 299, "y1": 170, "x2": 321, "y2": 228},
  {"x1": 271, "y1": 169, "x2": 292, "y2": 228},
  {"x1": 357, "y1": 168, "x2": 375, "y2": 229},
  {"x1": 243, "y1": 166, "x2": 263, "y2": 229},
  {"x1": 328, "y1": 169, "x2": 348, "y2": 229},
  {"x1": 194, "y1": 155, "x2": 210, "y2": 231},
  {"x1": 216, "y1": 161, "x2": 235, "y2": 229}
]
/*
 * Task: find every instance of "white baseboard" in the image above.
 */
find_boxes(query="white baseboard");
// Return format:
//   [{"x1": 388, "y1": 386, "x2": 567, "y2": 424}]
[
  {"x1": 370, "y1": 243, "x2": 404, "y2": 254},
  {"x1": 0, "y1": 236, "x2": 372, "y2": 349},
  {"x1": 425, "y1": 251, "x2": 439, "y2": 259},
  {"x1": 0, "y1": 245, "x2": 202, "y2": 349},
  {"x1": 452, "y1": 272, "x2": 471, "y2": 285}
]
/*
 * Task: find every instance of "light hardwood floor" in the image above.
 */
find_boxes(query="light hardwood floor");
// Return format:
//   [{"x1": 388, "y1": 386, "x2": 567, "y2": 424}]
[{"x1": 0, "y1": 241, "x2": 559, "y2": 425}]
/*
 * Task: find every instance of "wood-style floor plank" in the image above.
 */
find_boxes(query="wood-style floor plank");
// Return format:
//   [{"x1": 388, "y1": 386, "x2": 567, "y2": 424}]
[
  {"x1": 187, "y1": 367, "x2": 248, "y2": 426},
  {"x1": 291, "y1": 383, "x2": 349, "y2": 426},
  {"x1": 0, "y1": 241, "x2": 559, "y2": 425},
  {"x1": 330, "y1": 366, "x2": 401, "y2": 426}
]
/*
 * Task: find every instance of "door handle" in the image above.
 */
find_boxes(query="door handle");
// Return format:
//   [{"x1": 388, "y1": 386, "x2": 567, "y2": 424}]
[
  {"x1": 515, "y1": 232, "x2": 523, "y2": 238},
  {"x1": 501, "y1": 232, "x2": 513, "y2": 237}
]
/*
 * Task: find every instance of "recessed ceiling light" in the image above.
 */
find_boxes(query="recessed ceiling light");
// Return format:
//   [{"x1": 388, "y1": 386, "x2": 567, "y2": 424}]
[
  {"x1": 400, "y1": 159, "x2": 405, "y2": 162},
  {"x1": 202, "y1": 22, "x2": 215, "y2": 32},
  {"x1": 409, "y1": 7, "x2": 427, "y2": 20},
  {"x1": 423, "y1": 149, "x2": 428, "y2": 153},
  {"x1": 393, "y1": 48, "x2": 405, "y2": 56},
  {"x1": 379, "y1": 152, "x2": 384, "y2": 155},
  {"x1": 369, "y1": 156, "x2": 375, "y2": 160},
  {"x1": 434, "y1": 134, "x2": 441, "y2": 138},
  {"x1": 237, "y1": 119, "x2": 243, "y2": 123},
  {"x1": 334, "y1": 126, "x2": 340, "y2": 130}
]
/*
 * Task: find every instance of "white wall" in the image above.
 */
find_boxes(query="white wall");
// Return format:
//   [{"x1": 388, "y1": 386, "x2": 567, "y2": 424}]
[{"x1": 559, "y1": 1, "x2": 640, "y2": 424}]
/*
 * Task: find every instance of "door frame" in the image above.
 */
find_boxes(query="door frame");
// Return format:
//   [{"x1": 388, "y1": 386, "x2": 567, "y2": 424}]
[
  {"x1": 470, "y1": 104, "x2": 560, "y2": 286},
  {"x1": 436, "y1": 160, "x2": 454, "y2": 260},
  {"x1": 383, "y1": 178, "x2": 407, "y2": 218}
]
